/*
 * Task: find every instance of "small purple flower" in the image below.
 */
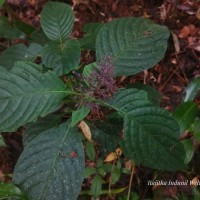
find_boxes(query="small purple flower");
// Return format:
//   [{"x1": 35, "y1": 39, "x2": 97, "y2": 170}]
[
  {"x1": 86, "y1": 56, "x2": 117, "y2": 100},
  {"x1": 75, "y1": 56, "x2": 117, "y2": 110}
]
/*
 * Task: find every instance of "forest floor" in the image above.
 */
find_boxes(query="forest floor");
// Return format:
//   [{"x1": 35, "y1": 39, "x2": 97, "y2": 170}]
[{"x1": 0, "y1": 0, "x2": 200, "y2": 199}]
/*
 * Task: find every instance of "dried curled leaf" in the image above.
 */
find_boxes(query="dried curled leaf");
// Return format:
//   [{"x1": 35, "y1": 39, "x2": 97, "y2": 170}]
[
  {"x1": 79, "y1": 121, "x2": 92, "y2": 140},
  {"x1": 104, "y1": 152, "x2": 117, "y2": 162}
]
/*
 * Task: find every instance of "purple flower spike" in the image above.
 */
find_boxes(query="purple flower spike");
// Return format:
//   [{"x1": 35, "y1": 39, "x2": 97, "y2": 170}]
[
  {"x1": 76, "y1": 56, "x2": 117, "y2": 110},
  {"x1": 86, "y1": 56, "x2": 117, "y2": 101}
]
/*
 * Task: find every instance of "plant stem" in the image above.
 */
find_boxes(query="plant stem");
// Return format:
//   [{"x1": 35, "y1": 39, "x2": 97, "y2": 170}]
[
  {"x1": 80, "y1": 186, "x2": 127, "y2": 196},
  {"x1": 108, "y1": 160, "x2": 117, "y2": 197},
  {"x1": 127, "y1": 161, "x2": 135, "y2": 200}
]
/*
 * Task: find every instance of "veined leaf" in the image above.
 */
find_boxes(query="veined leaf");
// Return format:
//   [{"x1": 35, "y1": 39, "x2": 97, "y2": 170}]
[
  {"x1": 23, "y1": 114, "x2": 62, "y2": 146},
  {"x1": 109, "y1": 89, "x2": 185, "y2": 170},
  {"x1": 13, "y1": 122, "x2": 85, "y2": 200},
  {"x1": 0, "y1": 43, "x2": 42, "y2": 69},
  {"x1": 41, "y1": 2, "x2": 74, "y2": 42},
  {"x1": 173, "y1": 101, "x2": 198, "y2": 133},
  {"x1": 86, "y1": 141, "x2": 96, "y2": 161},
  {"x1": 84, "y1": 167, "x2": 96, "y2": 178},
  {"x1": 184, "y1": 77, "x2": 200, "y2": 102},
  {"x1": 0, "y1": 62, "x2": 68, "y2": 132},
  {"x1": 71, "y1": 106, "x2": 90, "y2": 127},
  {"x1": 128, "y1": 82, "x2": 162, "y2": 105},
  {"x1": 91, "y1": 175, "x2": 103, "y2": 197},
  {"x1": 42, "y1": 40, "x2": 81, "y2": 75},
  {"x1": 0, "y1": 16, "x2": 25, "y2": 39},
  {"x1": 96, "y1": 17, "x2": 170, "y2": 76}
]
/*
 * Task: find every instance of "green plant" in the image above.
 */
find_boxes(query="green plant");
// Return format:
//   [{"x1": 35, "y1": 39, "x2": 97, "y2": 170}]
[{"x1": 0, "y1": 1, "x2": 190, "y2": 200}]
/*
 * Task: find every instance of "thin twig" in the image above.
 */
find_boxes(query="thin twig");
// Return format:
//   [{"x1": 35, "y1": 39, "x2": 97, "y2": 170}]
[{"x1": 127, "y1": 161, "x2": 135, "y2": 200}]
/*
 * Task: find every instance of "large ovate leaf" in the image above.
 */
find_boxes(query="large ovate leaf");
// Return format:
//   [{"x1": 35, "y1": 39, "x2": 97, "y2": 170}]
[
  {"x1": 0, "y1": 62, "x2": 68, "y2": 132},
  {"x1": 173, "y1": 101, "x2": 198, "y2": 133},
  {"x1": 96, "y1": 17, "x2": 170, "y2": 76},
  {"x1": 183, "y1": 77, "x2": 200, "y2": 102},
  {"x1": 0, "y1": 16, "x2": 25, "y2": 39},
  {"x1": 127, "y1": 82, "x2": 162, "y2": 105},
  {"x1": 23, "y1": 114, "x2": 62, "y2": 146},
  {"x1": 109, "y1": 89, "x2": 185, "y2": 170},
  {"x1": 42, "y1": 40, "x2": 81, "y2": 75},
  {"x1": 0, "y1": 43, "x2": 42, "y2": 69},
  {"x1": 41, "y1": 2, "x2": 74, "y2": 42},
  {"x1": 13, "y1": 122, "x2": 85, "y2": 200}
]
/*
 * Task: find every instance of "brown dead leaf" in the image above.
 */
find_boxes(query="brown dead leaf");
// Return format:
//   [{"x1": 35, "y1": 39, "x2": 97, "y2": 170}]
[
  {"x1": 171, "y1": 32, "x2": 180, "y2": 53},
  {"x1": 115, "y1": 148, "x2": 122, "y2": 156},
  {"x1": 78, "y1": 121, "x2": 92, "y2": 141},
  {"x1": 104, "y1": 152, "x2": 117, "y2": 162}
]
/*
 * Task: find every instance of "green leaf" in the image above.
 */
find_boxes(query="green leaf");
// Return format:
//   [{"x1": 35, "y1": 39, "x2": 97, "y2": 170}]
[
  {"x1": 109, "y1": 89, "x2": 186, "y2": 170},
  {"x1": 0, "y1": 182, "x2": 28, "y2": 200},
  {"x1": 42, "y1": 40, "x2": 81, "y2": 75},
  {"x1": 0, "y1": 43, "x2": 42, "y2": 69},
  {"x1": 29, "y1": 29, "x2": 49, "y2": 46},
  {"x1": 71, "y1": 106, "x2": 90, "y2": 127},
  {"x1": 23, "y1": 114, "x2": 62, "y2": 146},
  {"x1": 13, "y1": 122, "x2": 85, "y2": 200},
  {"x1": 84, "y1": 167, "x2": 96, "y2": 178},
  {"x1": 83, "y1": 62, "x2": 98, "y2": 78},
  {"x1": 128, "y1": 82, "x2": 162, "y2": 105},
  {"x1": 0, "y1": 62, "x2": 68, "y2": 132},
  {"x1": 0, "y1": 0, "x2": 5, "y2": 7},
  {"x1": 86, "y1": 141, "x2": 96, "y2": 161},
  {"x1": 181, "y1": 139, "x2": 194, "y2": 164},
  {"x1": 41, "y1": 2, "x2": 74, "y2": 42},
  {"x1": 189, "y1": 118, "x2": 200, "y2": 143},
  {"x1": 80, "y1": 23, "x2": 103, "y2": 50},
  {"x1": 91, "y1": 175, "x2": 103, "y2": 197},
  {"x1": 15, "y1": 21, "x2": 35, "y2": 35},
  {"x1": 100, "y1": 163, "x2": 113, "y2": 173},
  {"x1": 184, "y1": 77, "x2": 200, "y2": 102},
  {"x1": 0, "y1": 134, "x2": 6, "y2": 147},
  {"x1": 96, "y1": 17, "x2": 170, "y2": 77},
  {"x1": 173, "y1": 102, "x2": 198, "y2": 133},
  {"x1": 0, "y1": 17, "x2": 25, "y2": 39},
  {"x1": 111, "y1": 167, "x2": 121, "y2": 185}
]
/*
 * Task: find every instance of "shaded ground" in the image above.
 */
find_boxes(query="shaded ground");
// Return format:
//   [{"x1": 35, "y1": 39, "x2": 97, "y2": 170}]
[{"x1": 0, "y1": 0, "x2": 200, "y2": 199}]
